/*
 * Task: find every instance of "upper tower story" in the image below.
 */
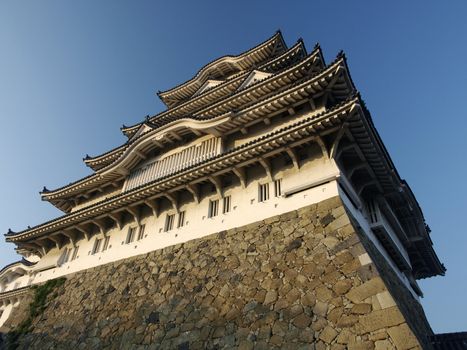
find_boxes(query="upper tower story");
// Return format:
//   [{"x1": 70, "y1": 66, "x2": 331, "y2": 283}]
[
  {"x1": 38, "y1": 31, "x2": 323, "y2": 214},
  {"x1": 4, "y1": 32, "x2": 444, "y2": 289}
]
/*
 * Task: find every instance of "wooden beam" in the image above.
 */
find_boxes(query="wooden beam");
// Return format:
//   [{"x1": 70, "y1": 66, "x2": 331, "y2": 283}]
[
  {"x1": 170, "y1": 131, "x2": 183, "y2": 142},
  {"x1": 330, "y1": 123, "x2": 349, "y2": 160},
  {"x1": 135, "y1": 150, "x2": 146, "y2": 160},
  {"x1": 326, "y1": 69, "x2": 342, "y2": 90},
  {"x1": 62, "y1": 230, "x2": 78, "y2": 246},
  {"x1": 18, "y1": 242, "x2": 44, "y2": 257},
  {"x1": 208, "y1": 176, "x2": 223, "y2": 198},
  {"x1": 185, "y1": 184, "x2": 200, "y2": 203},
  {"x1": 315, "y1": 135, "x2": 329, "y2": 159},
  {"x1": 240, "y1": 127, "x2": 248, "y2": 135},
  {"x1": 49, "y1": 234, "x2": 65, "y2": 250},
  {"x1": 259, "y1": 157, "x2": 273, "y2": 181},
  {"x1": 263, "y1": 117, "x2": 271, "y2": 125},
  {"x1": 232, "y1": 167, "x2": 247, "y2": 188},
  {"x1": 164, "y1": 193, "x2": 179, "y2": 213},
  {"x1": 309, "y1": 97, "x2": 316, "y2": 110},
  {"x1": 285, "y1": 147, "x2": 300, "y2": 170},
  {"x1": 36, "y1": 238, "x2": 53, "y2": 254},
  {"x1": 347, "y1": 162, "x2": 368, "y2": 179},
  {"x1": 92, "y1": 219, "x2": 107, "y2": 237},
  {"x1": 152, "y1": 139, "x2": 164, "y2": 148},
  {"x1": 126, "y1": 206, "x2": 141, "y2": 226},
  {"x1": 108, "y1": 212, "x2": 123, "y2": 230},
  {"x1": 357, "y1": 180, "x2": 378, "y2": 197},
  {"x1": 73, "y1": 225, "x2": 91, "y2": 241},
  {"x1": 144, "y1": 199, "x2": 159, "y2": 217},
  {"x1": 116, "y1": 167, "x2": 129, "y2": 176}
]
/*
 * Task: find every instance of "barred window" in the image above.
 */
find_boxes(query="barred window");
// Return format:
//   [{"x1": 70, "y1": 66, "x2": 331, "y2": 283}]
[
  {"x1": 177, "y1": 211, "x2": 186, "y2": 228},
  {"x1": 223, "y1": 196, "x2": 231, "y2": 214},
  {"x1": 274, "y1": 179, "x2": 282, "y2": 197},
  {"x1": 71, "y1": 246, "x2": 79, "y2": 261},
  {"x1": 126, "y1": 227, "x2": 136, "y2": 244},
  {"x1": 59, "y1": 247, "x2": 72, "y2": 265},
  {"x1": 63, "y1": 248, "x2": 72, "y2": 263},
  {"x1": 137, "y1": 224, "x2": 146, "y2": 241},
  {"x1": 165, "y1": 214, "x2": 175, "y2": 232},
  {"x1": 258, "y1": 183, "x2": 270, "y2": 202},
  {"x1": 208, "y1": 199, "x2": 219, "y2": 218},
  {"x1": 102, "y1": 236, "x2": 110, "y2": 251},
  {"x1": 92, "y1": 238, "x2": 102, "y2": 255}
]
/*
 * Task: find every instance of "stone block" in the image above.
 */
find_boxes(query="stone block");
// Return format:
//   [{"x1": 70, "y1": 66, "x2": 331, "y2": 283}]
[
  {"x1": 313, "y1": 301, "x2": 328, "y2": 317},
  {"x1": 351, "y1": 303, "x2": 372, "y2": 315},
  {"x1": 292, "y1": 313, "x2": 312, "y2": 329},
  {"x1": 348, "y1": 341, "x2": 375, "y2": 350},
  {"x1": 238, "y1": 340, "x2": 254, "y2": 350},
  {"x1": 345, "y1": 277, "x2": 386, "y2": 304},
  {"x1": 374, "y1": 340, "x2": 393, "y2": 350},
  {"x1": 327, "y1": 214, "x2": 351, "y2": 232},
  {"x1": 358, "y1": 306, "x2": 405, "y2": 333},
  {"x1": 319, "y1": 325, "x2": 338, "y2": 343},
  {"x1": 300, "y1": 292, "x2": 316, "y2": 307},
  {"x1": 387, "y1": 323, "x2": 420, "y2": 349},
  {"x1": 333, "y1": 251, "x2": 355, "y2": 266},
  {"x1": 358, "y1": 253, "x2": 372, "y2": 266},
  {"x1": 376, "y1": 291, "x2": 396, "y2": 310},
  {"x1": 333, "y1": 279, "x2": 353, "y2": 295},
  {"x1": 336, "y1": 329, "x2": 355, "y2": 344},
  {"x1": 264, "y1": 290, "x2": 278, "y2": 305}
]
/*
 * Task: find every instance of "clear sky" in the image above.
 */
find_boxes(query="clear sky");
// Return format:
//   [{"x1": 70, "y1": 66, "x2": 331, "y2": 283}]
[{"x1": 0, "y1": 0, "x2": 466, "y2": 333}]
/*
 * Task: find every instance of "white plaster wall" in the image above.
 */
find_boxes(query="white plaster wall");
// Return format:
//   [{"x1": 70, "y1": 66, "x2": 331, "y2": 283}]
[
  {"x1": 1, "y1": 156, "x2": 418, "y2": 305},
  {"x1": 15, "y1": 158, "x2": 340, "y2": 289}
]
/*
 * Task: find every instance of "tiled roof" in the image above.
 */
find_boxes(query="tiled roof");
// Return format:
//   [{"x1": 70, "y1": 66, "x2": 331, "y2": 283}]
[{"x1": 430, "y1": 332, "x2": 467, "y2": 350}]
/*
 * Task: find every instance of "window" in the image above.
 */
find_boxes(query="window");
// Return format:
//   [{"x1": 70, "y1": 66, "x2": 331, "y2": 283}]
[
  {"x1": 208, "y1": 199, "x2": 219, "y2": 218},
  {"x1": 258, "y1": 183, "x2": 270, "y2": 202},
  {"x1": 223, "y1": 196, "x2": 231, "y2": 214},
  {"x1": 164, "y1": 214, "x2": 175, "y2": 232},
  {"x1": 367, "y1": 200, "x2": 378, "y2": 224},
  {"x1": 92, "y1": 238, "x2": 102, "y2": 255},
  {"x1": 177, "y1": 211, "x2": 185, "y2": 228},
  {"x1": 59, "y1": 247, "x2": 72, "y2": 265},
  {"x1": 64, "y1": 248, "x2": 71, "y2": 263},
  {"x1": 137, "y1": 224, "x2": 146, "y2": 241},
  {"x1": 274, "y1": 179, "x2": 282, "y2": 197},
  {"x1": 71, "y1": 246, "x2": 79, "y2": 261},
  {"x1": 126, "y1": 227, "x2": 137, "y2": 244},
  {"x1": 102, "y1": 236, "x2": 110, "y2": 251}
]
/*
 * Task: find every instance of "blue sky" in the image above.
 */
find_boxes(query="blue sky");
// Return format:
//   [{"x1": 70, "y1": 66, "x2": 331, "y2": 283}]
[{"x1": 0, "y1": 1, "x2": 466, "y2": 333}]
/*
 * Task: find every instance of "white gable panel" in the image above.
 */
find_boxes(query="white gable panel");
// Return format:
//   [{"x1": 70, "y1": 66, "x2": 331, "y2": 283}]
[{"x1": 237, "y1": 70, "x2": 273, "y2": 91}]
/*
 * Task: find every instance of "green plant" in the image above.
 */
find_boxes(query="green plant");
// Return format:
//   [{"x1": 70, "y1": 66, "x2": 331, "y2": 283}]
[{"x1": 4, "y1": 277, "x2": 66, "y2": 350}]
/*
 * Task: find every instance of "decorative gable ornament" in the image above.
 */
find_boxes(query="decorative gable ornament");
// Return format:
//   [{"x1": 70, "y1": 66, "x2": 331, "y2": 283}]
[
  {"x1": 192, "y1": 79, "x2": 224, "y2": 97},
  {"x1": 236, "y1": 70, "x2": 273, "y2": 91}
]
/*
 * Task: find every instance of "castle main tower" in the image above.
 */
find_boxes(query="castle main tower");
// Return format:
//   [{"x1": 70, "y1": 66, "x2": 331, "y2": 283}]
[{"x1": 1, "y1": 32, "x2": 448, "y2": 349}]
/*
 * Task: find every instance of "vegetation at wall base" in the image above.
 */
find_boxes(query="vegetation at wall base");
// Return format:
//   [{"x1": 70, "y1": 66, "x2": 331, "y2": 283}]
[{"x1": 4, "y1": 277, "x2": 66, "y2": 350}]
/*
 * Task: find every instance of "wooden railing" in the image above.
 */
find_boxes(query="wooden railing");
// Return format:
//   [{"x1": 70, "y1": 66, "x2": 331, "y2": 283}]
[{"x1": 123, "y1": 137, "x2": 221, "y2": 192}]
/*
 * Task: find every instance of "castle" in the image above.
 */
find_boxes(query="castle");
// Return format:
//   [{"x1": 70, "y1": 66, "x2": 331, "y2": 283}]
[{"x1": 0, "y1": 32, "x2": 461, "y2": 349}]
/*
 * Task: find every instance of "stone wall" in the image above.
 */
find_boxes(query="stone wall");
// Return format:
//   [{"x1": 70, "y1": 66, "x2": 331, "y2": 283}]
[{"x1": 10, "y1": 196, "x2": 431, "y2": 349}]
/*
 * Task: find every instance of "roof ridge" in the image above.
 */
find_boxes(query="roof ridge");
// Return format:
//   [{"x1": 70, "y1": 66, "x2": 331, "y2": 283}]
[
  {"x1": 121, "y1": 39, "x2": 308, "y2": 136},
  {"x1": 157, "y1": 31, "x2": 285, "y2": 101}
]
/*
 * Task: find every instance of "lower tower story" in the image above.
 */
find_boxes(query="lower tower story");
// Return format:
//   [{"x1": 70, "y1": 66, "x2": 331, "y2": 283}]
[{"x1": 1, "y1": 187, "x2": 434, "y2": 349}]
